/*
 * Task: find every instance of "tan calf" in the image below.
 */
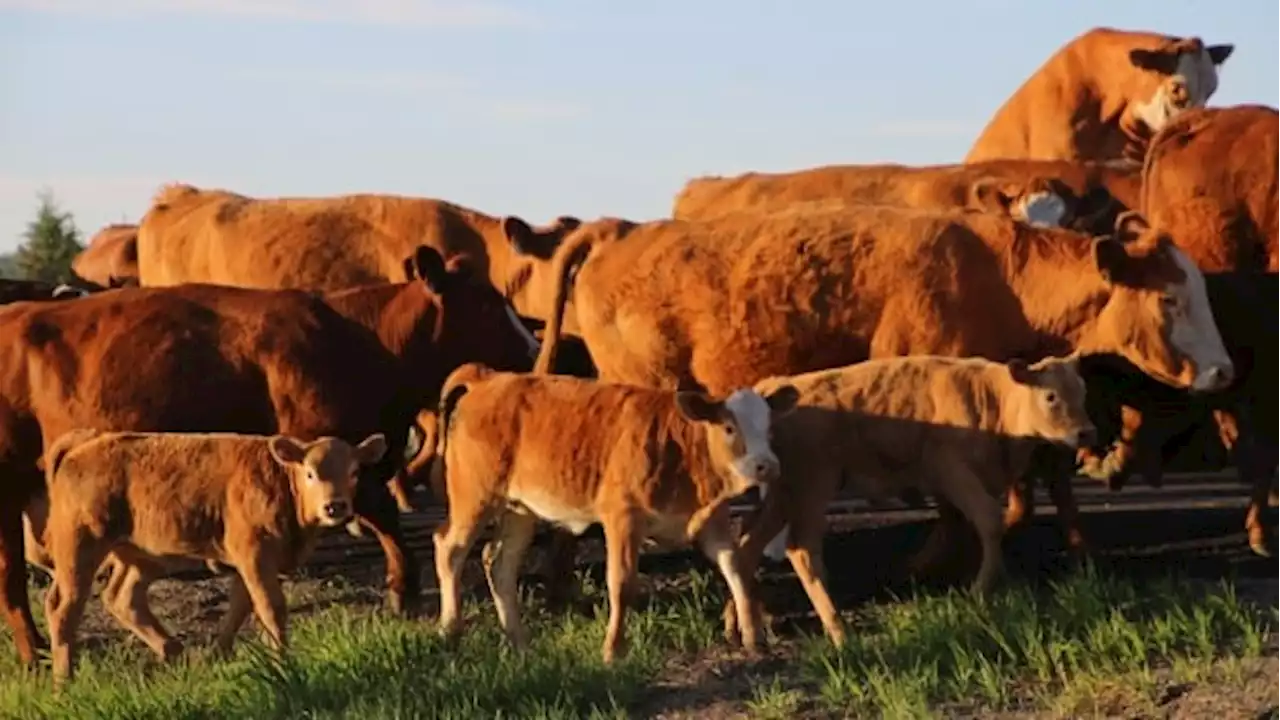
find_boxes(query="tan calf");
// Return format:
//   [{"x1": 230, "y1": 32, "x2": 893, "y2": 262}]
[
  {"x1": 430, "y1": 363, "x2": 799, "y2": 663},
  {"x1": 40, "y1": 428, "x2": 387, "y2": 684},
  {"x1": 728, "y1": 355, "x2": 1094, "y2": 647}
]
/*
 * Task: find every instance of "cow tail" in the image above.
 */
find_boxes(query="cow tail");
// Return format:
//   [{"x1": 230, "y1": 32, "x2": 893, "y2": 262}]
[
  {"x1": 43, "y1": 428, "x2": 102, "y2": 485},
  {"x1": 430, "y1": 367, "x2": 485, "y2": 502},
  {"x1": 530, "y1": 229, "x2": 595, "y2": 376}
]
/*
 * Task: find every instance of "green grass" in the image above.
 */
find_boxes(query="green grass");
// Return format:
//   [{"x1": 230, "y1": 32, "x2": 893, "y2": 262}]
[
  {"x1": 794, "y1": 563, "x2": 1275, "y2": 718},
  {"x1": 0, "y1": 563, "x2": 1272, "y2": 719},
  {"x1": 0, "y1": 571, "x2": 727, "y2": 720}
]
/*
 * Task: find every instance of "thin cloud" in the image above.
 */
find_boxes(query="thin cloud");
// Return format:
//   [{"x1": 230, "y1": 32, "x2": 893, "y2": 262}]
[
  {"x1": 488, "y1": 100, "x2": 589, "y2": 122},
  {"x1": 0, "y1": 0, "x2": 538, "y2": 29},
  {"x1": 250, "y1": 68, "x2": 470, "y2": 95}
]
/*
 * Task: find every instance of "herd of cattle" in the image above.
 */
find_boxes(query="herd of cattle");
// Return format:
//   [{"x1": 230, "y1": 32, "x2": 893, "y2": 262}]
[{"x1": 2, "y1": 26, "x2": 1276, "y2": 684}]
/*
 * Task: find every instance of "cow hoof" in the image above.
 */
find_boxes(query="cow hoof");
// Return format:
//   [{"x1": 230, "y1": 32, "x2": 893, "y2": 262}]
[
  {"x1": 159, "y1": 639, "x2": 185, "y2": 663},
  {"x1": 1249, "y1": 536, "x2": 1272, "y2": 558}
]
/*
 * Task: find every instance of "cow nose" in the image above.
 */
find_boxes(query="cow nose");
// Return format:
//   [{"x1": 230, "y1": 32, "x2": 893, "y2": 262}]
[
  {"x1": 1195, "y1": 364, "x2": 1234, "y2": 393},
  {"x1": 324, "y1": 501, "x2": 350, "y2": 521},
  {"x1": 754, "y1": 458, "x2": 780, "y2": 482}
]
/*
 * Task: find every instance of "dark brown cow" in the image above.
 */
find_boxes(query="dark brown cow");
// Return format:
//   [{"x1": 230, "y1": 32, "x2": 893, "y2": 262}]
[
  {"x1": 966, "y1": 27, "x2": 1233, "y2": 163},
  {"x1": 672, "y1": 158, "x2": 1141, "y2": 236},
  {"x1": 1073, "y1": 273, "x2": 1278, "y2": 555},
  {"x1": 0, "y1": 245, "x2": 538, "y2": 667},
  {"x1": 530, "y1": 206, "x2": 1233, "y2": 609}
]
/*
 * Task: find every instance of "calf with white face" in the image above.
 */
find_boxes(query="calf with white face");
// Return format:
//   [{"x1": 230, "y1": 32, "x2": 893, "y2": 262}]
[{"x1": 429, "y1": 368, "x2": 799, "y2": 664}]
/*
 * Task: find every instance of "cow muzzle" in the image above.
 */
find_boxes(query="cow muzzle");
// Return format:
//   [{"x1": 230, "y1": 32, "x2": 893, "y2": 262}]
[
  {"x1": 322, "y1": 500, "x2": 353, "y2": 526},
  {"x1": 1191, "y1": 363, "x2": 1234, "y2": 393}
]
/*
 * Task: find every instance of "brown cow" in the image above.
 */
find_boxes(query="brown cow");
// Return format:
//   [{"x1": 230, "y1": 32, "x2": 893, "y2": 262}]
[
  {"x1": 966, "y1": 27, "x2": 1233, "y2": 163},
  {"x1": 1140, "y1": 104, "x2": 1278, "y2": 273},
  {"x1": 429, "y1": 363, "x2": 799, "y2": 663},
  {"x1": 1067, "y1": 106, "x2": 1278, "y2": 553},
  {"x1": 0, "y1": 245, "x2": 537, "y2": 667},
  {"x1": 530, "y1": 206, "x2": 1234, "y2": 608},
  {"x1": 135, "y1": 183, "x2": 580, "y2": 321},
  {"x1": 40, "y1": 428, "x2": 386, "y2": 684},
  {"x1": 1073, "y1": 273, "x2": 1278, "y2": 555},
  {"x1": 726, "y1": 354, "x2": 1094, "y2": 645},
  {"x1": 72, "y1": 223, "x2": 139, "y2": 288},
  {"x1": 672, "y1": 158, "x2": 1141, "y2": 236}
]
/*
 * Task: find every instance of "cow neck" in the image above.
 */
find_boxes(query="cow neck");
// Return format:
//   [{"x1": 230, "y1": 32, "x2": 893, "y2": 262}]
[
  {"x1": 325, "y1": 282, "x2": 439, "y2": 365},
  {"x1": 665, "y1": 410, "x2": 737, "y2": 509},
  {"x1": 1000, "y1": 227, "x2": 1111, "y2": 357}
]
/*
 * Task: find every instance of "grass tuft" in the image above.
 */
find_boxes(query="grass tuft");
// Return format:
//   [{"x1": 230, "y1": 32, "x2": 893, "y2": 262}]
[{"x1": 800, "y1": 562, "x2": 1273, "y2": 717}]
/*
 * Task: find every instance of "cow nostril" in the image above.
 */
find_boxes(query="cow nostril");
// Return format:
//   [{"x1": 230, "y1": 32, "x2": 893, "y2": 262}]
[{"x1": 324, "y1": 502, "x2": 349, "y2": 519}]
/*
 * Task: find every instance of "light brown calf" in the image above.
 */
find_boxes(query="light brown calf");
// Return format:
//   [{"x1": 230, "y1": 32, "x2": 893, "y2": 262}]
[
  {"x1": 40, "y1": 428, "x2": 387, "y2": 684},
  {"x1": 728, "y1": 355, "x2": 1095, "y2": 646},
  {"x1": 429, "y1": 363, "x2": 799, "y2": 663}
]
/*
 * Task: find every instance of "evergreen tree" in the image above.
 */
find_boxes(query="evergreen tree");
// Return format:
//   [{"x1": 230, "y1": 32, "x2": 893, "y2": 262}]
[{"x1": 16, "y1": 190, "x2": 84, "y2": 283}]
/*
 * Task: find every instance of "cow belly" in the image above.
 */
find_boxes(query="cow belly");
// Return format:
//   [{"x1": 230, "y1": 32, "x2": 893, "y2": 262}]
[{"x1": 506, "y1": 489, "x2": 596, "y2": 535}]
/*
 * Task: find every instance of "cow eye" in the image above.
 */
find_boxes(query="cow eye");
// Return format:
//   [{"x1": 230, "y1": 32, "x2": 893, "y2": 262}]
[
  {"x1": 1045, "y1": 391, "x2": 1058, "y2": 404},
  {"x1": 722, "y1": 423, "x2": 735, "y2": 436},
  {"x1": 1160, "y1": 294, "x2": 1178, "y2": 310}
]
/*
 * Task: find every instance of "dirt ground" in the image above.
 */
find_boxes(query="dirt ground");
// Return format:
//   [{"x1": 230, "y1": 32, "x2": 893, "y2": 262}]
[{"x1": 31, "y1": 502, "x2": 1280, "y2": 720}]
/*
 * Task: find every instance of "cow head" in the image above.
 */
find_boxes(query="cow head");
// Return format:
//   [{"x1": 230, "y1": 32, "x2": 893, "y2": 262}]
[
  {"x1": 1129, "y1": 37, "x2": 1233, "y2": 133},
  {"x1": 270, "y1": 433, "x2": 388, "y2": 528},
  {"x1": 499, "y1": 215, "x2": 584, "y2": 319},
  {"x1": 970, "y1": 179, "x2": 1126, "y2": 236},
  {"x1": 404, "y1": 245, "x2": 541, "y2": 376},
  {"x1": 1088, "y1": 212, "x2": 1234, "y2": 393},
  {"x1": 1005, "y1": 356, "x2": 1097, "y2": 449},
  {"x1": 676, "y1": 385, "x2": 801, "y2": 494},
  {"x1": 969, "y1": 178, "x2": 1070, "y2": 228}
]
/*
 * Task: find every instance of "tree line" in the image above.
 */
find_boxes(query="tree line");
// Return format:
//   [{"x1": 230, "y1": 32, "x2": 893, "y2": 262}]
[{"x1": 1, "y1": 190, "x2": 87, "y2": 283}]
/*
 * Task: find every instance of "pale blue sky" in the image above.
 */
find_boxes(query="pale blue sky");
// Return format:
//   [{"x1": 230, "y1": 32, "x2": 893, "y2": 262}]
[{"x1": 1, "y1": 1, "x2": 1276, "y2": 253}]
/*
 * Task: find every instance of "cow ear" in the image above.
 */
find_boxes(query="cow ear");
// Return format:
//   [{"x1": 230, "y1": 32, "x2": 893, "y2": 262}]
[
  {"x1": 412, "y1": 246, "x2": 449, "y2": 293},
  {"x1": 764, "y1": 384, "x2": 801, "y2": 418},
  {"x1": 268, "y1": 435, "x2": 308, "y2": 466},
  {"x1": 402, "y1": 256, "x2": 416, "y2": 282},
  {"x1": 1207, "y1": 44, "x2": 1234, "y2": 65},
  {"x1": 502, "y1": 216, "x2": 537, "y2": 255},
  {"x1": 1092, "y1": 236, "x2": 1129, "y2": 285},
  {"x1": 675, "y1": 391, "x2": 722, "y2": 423},
  {"x1": 552, "y1": 215, "x2": 583, "y2": 233},
  {"x1": 968, "y1": 179, "x2": 1013, "y2": 214},
  {"x1": 354, "y1": 433, "x2": 388, "y2": 466},
  {"x1": 1006, "y1": 358, "x2": 1035, "y2": 385},
  {"x1": 1128, "y1": 48, "x2": 1178, "y2": 74},
  {"x1": 1113, "y1": 210, "x2": 1150, "y2": 242}
]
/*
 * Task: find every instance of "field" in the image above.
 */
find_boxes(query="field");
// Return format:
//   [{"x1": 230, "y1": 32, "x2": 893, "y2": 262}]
[{"x1": 2, "y1": 475, "x2": 1276, "y2": 720}]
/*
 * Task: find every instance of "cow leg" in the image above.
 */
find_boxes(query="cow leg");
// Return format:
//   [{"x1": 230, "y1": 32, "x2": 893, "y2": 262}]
[
  {"x1": 432, "y1": 506, "x2": 488, "y2": 642},
  {"x1": 540, "y1": 529, "x2": 580, "y2": 614},
  {"x1": 697, "y1": 505, "x2": 763, "y2": 655},
  {"x1": 600, "y1": 511, "x2": 641, "y2": 665},
  {"x1": 1219, "y1": 404, "x2": 1275, "y2": 557},
  {"x1": 216, "y1": 576, "x2": 253, "y2": 656},
  {"x1": 236, "y1": 558, "x2": 288, "y2": 651},
  {"x1": 722, "y1": 482, "x2": 794, "y2": 646},
  {"x1": 483, "y1": 512, "x2": 537, "y2": 649},
  {"x1": 352, "y1": 473, "x2": 420, "y2": 616},
  {"x1": 46, "y1": 537, "x2": 106, "y2": 685},
  {"x1": 937, "y1": 469, "x2": 1006, "y2": 596},
  {"x1": 781, "y1": 507, "x2": 844, "y2": 648},
  {"x1": 1003, "y1": 478, "x2": 1035, "y2": 530},
  {"x1": 904, "y1": 500, "x2": 967, "y2": 581},
  {"x1": 104, "y1": 561, "x2": 183, "y2": 661},
  {"x1": 0, "y1": 502, "x2": 43, "y2": 666},
  {"x1": 1046, "y1": 470, "x2": 1088, "y2": 553}
]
